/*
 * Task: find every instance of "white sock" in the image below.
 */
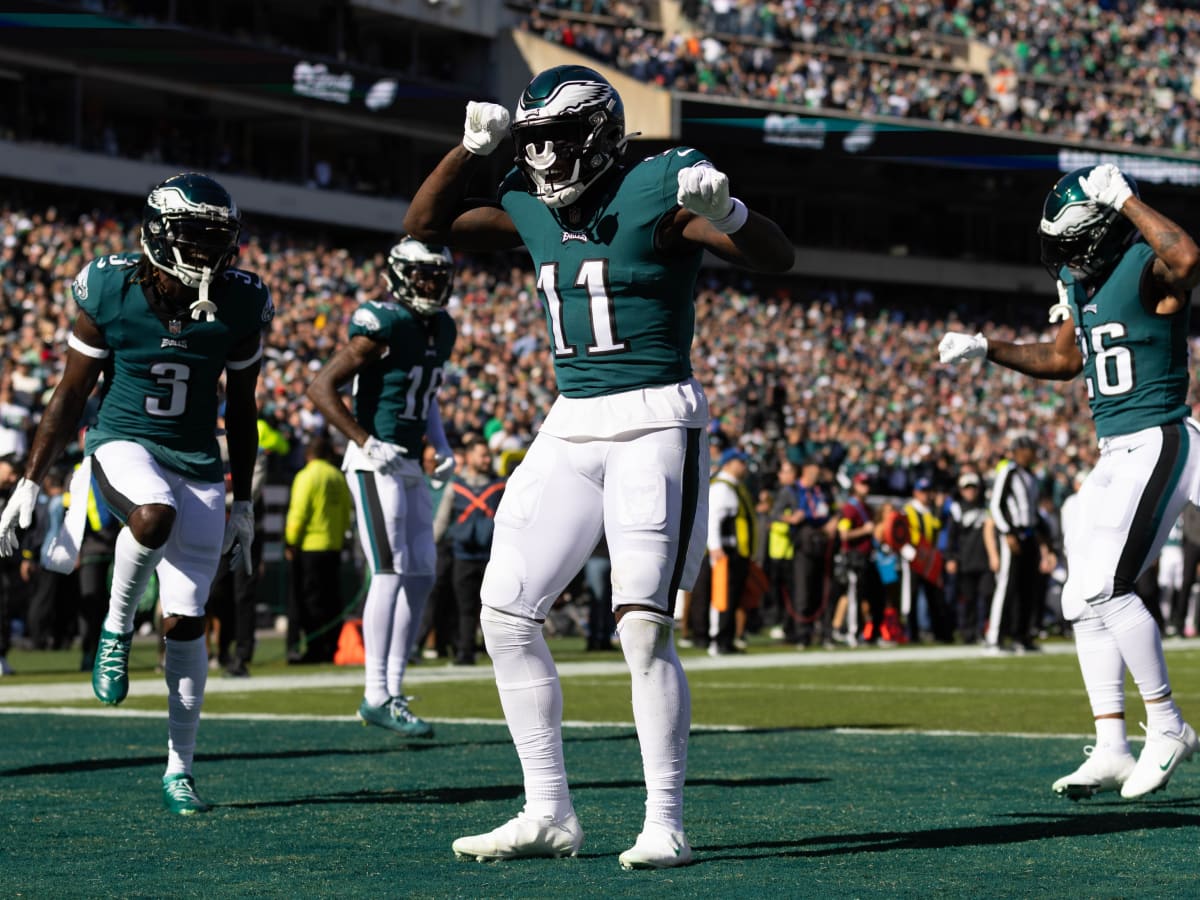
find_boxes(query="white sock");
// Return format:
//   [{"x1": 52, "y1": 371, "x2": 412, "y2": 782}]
[
  {"x1": 362, "y1": 571, "x2": 400, "y2": 707},
  {"x1": 164, "y1": 635, "x2": 207, "y2": 777},
  {"x1": 386, "y1": 573, "x2": 433, "y2": 698},
  {"x1": 1071, "y1": 612, "x2": 1130, "y2": 753},
  {"x1": 1098, "y1": 593, "x2": 1184, "y2": 735},
  {"x1": 103, "y1": 527, "x2": 166, "y2": 635},
  {"x1": 479, "y1": 605, "x2": 571, "y2": 821},
  {"x1": 617, "y1": 611, "x2": 690, "y2": 833}
]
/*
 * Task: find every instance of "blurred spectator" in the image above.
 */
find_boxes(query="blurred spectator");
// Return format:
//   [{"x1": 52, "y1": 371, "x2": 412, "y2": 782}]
[
  {"x1": 432, "y1": 437, "x2": 505, "y2": 666},
  {"x1": 695, "y1": 448, "x2": 757, "y2": 656},
  {"x1": 833, "y1": 471, "x2": 882, "y2": 645},
  {"x1": 1174, "y1": 502, "x2": 1200, "y2": 638},
  {"x1": 785, "y1": 457, "x2": 833, "y2": 647},
  {"x1": 284, "y1": 433, "x2": 353, "y2": 663},
  {"x1": 899, "y1": 477, "x2": 952, "y2": 643},
  {"x1": 943, "y1": 469, "x2": 992, "y2": 645}
]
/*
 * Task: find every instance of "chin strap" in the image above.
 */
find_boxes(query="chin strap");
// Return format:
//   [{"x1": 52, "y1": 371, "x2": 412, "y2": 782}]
[{"x1": 188, "y1": 266, "x2": 218, "y2": 322}]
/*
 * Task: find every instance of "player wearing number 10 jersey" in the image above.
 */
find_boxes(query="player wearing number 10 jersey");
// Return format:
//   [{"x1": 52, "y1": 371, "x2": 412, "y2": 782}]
[
  {"x1": 306, "y1": 237, "x2": 457, "y2": 738},
  {"x1": 939, "y1": 164, "x2": 1200, "y2": 802},
  {"x1": 404, "y1": 65, "x2": 793, "y2": 868},
  {"x1": 0, "y1": 172, "x2": 271, "y2": 815}
]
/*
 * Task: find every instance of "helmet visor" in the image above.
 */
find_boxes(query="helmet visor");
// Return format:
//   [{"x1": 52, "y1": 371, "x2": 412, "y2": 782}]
[
  {"x1": 513, "y1": 120, "x2": 588, "y2": 181},
  {"x1": 162, "y1": 215, "x2": 240, "y2": 272},
  {"x1": 400, "y1": 262, "x2": 453, "y2": 304}
]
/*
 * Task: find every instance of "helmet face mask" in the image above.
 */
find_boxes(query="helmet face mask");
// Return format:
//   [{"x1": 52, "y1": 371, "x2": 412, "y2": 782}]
[
  {"x1": 1038, "y1": 166, "x2": 1138, "y2": 281},
  {"x1": 512, "y1": 65, "x2": 626, "y2": 209},
  {"x1": 385, "y1": 238, "x2": 454, "y2": 317},
  {"x1": 141, "y1": 173, "x2": 241, "y2": 290}
]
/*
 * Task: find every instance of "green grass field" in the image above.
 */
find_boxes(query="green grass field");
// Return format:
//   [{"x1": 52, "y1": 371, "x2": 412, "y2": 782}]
[{"x1": 3, "y1": 636, "x2": 1200, "y2": 898}]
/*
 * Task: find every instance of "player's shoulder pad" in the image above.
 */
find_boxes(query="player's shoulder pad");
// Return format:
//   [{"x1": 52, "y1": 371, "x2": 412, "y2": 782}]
[
  {"x1": 349, "y1": 300, "x2": 393, "y2": 339},
  {"x1": 498, "y1": 167, "x2": 526, "y2": 204},
  {"x1": 221, "y1": 267, "x2": 274, "y2": 327},
  {"x1": 72, "y1": 253, "x2": 139, "y2": 315},
  {"x1": 635, "y1": 146, "x2": 713, "y2": 202}
]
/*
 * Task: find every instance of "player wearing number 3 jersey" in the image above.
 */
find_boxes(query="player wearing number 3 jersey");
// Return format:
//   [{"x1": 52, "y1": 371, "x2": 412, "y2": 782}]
[
  {"x1": 404, "y1": 65, "x2": 793, "y2": 868},
  {"x1": 939, "y1": 164, "x2": 1200, "y2": 801},
  {"x1": 0, "y1": 172, "x2": 272, "y2": 815},
  {"x1": 307, "y1": 238, "x2": 457, "y2": 737}
]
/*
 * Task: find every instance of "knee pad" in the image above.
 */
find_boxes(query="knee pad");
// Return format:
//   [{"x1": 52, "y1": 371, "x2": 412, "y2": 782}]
[
  {"x1": 479, "y1": 605, "x2": 542, "y2": 656},
  {"x1": 616, "y1": 610, "x2": 675, "y2": 672},
  {"x1": 610, "y1": 550, "x2": 667, "y2": 607},
  {"x1": 480, "y1": 544, "x2": 529, "y2": 614}
]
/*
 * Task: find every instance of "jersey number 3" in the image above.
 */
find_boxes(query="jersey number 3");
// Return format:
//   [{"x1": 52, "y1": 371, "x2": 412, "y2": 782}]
[
  {"x1": 145, "y1": 362, "x2": 190, "y2": 417},
  {"x1": 537, "y1": 260, "x2": 630, "y2": 358}
]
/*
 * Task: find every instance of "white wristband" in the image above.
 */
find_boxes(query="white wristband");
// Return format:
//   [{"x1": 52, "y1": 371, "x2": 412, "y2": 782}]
[{"x1": 709, "y1": 197, "x2": 749, "y2": 234}]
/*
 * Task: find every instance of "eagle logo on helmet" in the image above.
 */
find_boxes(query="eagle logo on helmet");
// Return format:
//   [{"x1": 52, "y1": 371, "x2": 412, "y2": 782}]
[
  {"x1": 1038, "y1": 166, "x2": 1139, "y2": 281},
  {"x1": 511, "y1": 65, "x2": 628, "y2": 209}
]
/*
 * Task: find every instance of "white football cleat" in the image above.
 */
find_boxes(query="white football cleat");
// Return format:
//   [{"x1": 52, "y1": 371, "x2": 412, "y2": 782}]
[
  {"x1": 618, "y1": 825, "x2": 693, "y2": 870},
  {"x1": 1051, "y1": 745, "x2": 1136, "y2": 799},
  {"x1": 1120, "y1": 722, "x2": 1198, "y2": 799},
  {"x1": 452, "y1": 810, "x2": 583, "y2": 861}
]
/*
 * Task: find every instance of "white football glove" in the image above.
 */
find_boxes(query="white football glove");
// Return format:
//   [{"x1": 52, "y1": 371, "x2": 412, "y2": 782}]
[
  {"x1": 938, "y1": 332, "x2": 988, "y2": 365},
  {"x1": 222, "y1": 499, "x2": 255, "y2": 576},
  {"x1": 361, "y1": 436, "x2": 407, "y2": 475},
  {"x1": 676, "y1": 163, "x2": 733, "y2": 221},
  {"x1": 1048, "y1": 279, "x2": 1072, "y2": 324},
  {"x1": 0, "y1": 478, "x2": 38, "y2": 557},
  {"x1": 463, "y1": 101, "x2": 510, "y2": 156},
  {"x1": 433, "y1": 452, "x2": 456, "y2": 481},
  {"x1": 1078, "y1": 163, "x2": 1133, "y2": 212}
]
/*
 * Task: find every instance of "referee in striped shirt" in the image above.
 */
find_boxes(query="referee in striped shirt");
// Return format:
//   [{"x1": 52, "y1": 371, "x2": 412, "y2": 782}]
[{"x1": 986, "y1": 433, "x2": 1046, "y2": 652}]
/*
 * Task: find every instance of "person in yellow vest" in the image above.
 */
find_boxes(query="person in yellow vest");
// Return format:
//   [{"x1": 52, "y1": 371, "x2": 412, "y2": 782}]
[
  {"x1": 899, "y1": 477, "x2": 952, "y2": 643},
  {"x1": 285, "y1": 433, "x2": 353, "y2": 663},
  {"x1": 703, "y1": 448, "x2": 758, "y2": 656}
]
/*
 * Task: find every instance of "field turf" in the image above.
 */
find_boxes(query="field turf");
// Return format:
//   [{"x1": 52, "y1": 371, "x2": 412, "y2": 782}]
[{"x1": 3, "y1": 636, "x2": 1199, "y2": 897}]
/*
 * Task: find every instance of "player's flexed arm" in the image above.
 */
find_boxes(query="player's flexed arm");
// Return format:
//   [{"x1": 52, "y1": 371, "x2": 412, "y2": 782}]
[
  {"x1": 404, "y1": 102, "x2": 523, "y2": 252},
  {"x1": 666, "y1": 163, "x2": 795, "y2": 273},
  {"x1": 0, "y1": 313, "x2": 107, "y2": 552},
  {"x1": 939, "y1": 318, "x2": 1083, "y2": 381}
]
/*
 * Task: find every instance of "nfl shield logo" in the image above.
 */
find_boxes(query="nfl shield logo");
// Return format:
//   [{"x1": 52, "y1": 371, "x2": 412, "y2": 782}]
[{"x1": 169, "y1": 319, "x2": 182, "y2": 335}]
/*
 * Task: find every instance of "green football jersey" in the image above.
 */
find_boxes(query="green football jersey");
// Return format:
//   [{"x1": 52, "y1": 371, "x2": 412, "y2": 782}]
[
  {"x1": 347, "y1": 300, "x2": 456, "y2": 455},
  {"x1": 500, "y1": 148, "x2": 709, "y2": 398},
  {"x1": 71, "y1": 253, "x2": 274, "y2": 482},
  {"x1": 1064, "y1": 241, "x2": 1190, "y2": 438}
]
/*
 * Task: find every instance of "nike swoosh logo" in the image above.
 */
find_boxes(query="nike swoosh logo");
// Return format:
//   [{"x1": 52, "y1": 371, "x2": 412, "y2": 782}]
[
  {"x1": 677, "y1": 149, "x2": 695, "y2": 157},
  {"x1": 1126, "y1": 445, "x2": 1144, "y2": 454},
  {"x1": 1160, "y1": 750, "x2": 1178, "y2": 771}
]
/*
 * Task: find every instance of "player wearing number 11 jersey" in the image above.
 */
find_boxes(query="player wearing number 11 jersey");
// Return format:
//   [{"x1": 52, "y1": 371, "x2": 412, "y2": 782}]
[
  {"x1": 0, "y1": 172, "x2": 272, "y2": 815},
  {"x1": 939, "y1": 164, "x2": 1200, "y2": 801},
  {"x1": 404, "y1": 65, "x2": 793, "y2": 868}
]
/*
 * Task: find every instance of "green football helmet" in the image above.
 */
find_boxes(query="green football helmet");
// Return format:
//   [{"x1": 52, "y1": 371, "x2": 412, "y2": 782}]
[
  {"x1": 385, "y1": 238, "x2": 454, "y2": 317},
  {"x1": 141, "y1": 172, "x2": 241, "y2": 290},
  {"x1": 1038, "y1": 166, "x2": 1138, "y2": 281},
  {"x1": 511, "y1": 64, "x2": 627, "y2": 209}
]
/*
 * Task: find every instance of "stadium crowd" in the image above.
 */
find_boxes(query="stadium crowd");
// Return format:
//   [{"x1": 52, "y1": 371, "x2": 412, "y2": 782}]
[
  {"x1": 1, "y1": 198, "x2": 1198, "y2": 668},
  {"x1": 523, "y1": 0, "x2": 1200, "y2": 151}
]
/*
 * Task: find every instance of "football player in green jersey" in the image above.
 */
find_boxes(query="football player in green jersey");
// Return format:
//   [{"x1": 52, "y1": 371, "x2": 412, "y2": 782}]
[
  {"x1": 0, "y1": 172, "x2": 272, "y2": 815},
  {"x1": 306, "y1": 238, "x2": 457, "y2": 738},
  {"x1": 404, "y1": 65, "x2": 793, "y2": 868},
  {"x1": 940, "y1": 163, "x2": 1200, "y2": 800}
]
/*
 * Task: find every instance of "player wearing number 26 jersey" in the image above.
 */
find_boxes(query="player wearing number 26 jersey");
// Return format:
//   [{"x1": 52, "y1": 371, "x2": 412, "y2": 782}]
[
  {"x1": 404, "y1": 65, "x2": 793, "y2": 868},
  {"x1": 939, "y1": 164, "x2": 1200, "y2": 802},
  {"x1": 0, "y1": 172, "x2": 270, "y2": 816},
  {"x1": 306, "y1": 237, "x2": 457, "y2": 737}
]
